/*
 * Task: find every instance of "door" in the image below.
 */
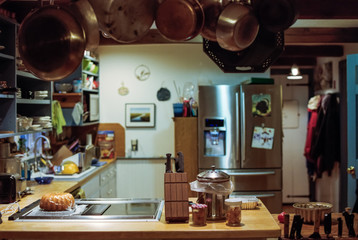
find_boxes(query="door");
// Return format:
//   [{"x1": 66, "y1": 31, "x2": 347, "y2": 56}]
[
  {"x1": 240, "y1": 84, "x2": 282, "y2": 169},
  {"x1": 343, "y1": 55, "x2": 358, "y2": 210}
]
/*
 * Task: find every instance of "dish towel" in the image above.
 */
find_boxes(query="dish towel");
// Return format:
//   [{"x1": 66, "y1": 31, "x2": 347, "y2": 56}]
[
  {"x1": 72, "y1": 102, "x2": 83, "y2": 125},
  {"x1": 52, "y1": 100, "x2": 66, "y2": 135}
]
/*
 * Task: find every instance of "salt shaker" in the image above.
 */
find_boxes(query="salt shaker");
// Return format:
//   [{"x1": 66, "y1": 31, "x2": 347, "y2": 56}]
[{"x1": 225, "y1": 198, "x2": 242, "y2": 226}]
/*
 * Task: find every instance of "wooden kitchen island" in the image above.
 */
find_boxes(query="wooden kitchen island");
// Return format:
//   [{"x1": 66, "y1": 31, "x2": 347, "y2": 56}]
[{"x1": 0, "y1": 160, "x2": 281, "y2": 240}]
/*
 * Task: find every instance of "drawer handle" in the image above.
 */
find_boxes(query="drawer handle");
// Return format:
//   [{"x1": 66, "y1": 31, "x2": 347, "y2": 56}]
[
  {"x1": 227, "y1": 171, "x2": 275, "y2": 176},
  {"x1": 250, "y1": 193, "x2": 275, "y2": 198}
]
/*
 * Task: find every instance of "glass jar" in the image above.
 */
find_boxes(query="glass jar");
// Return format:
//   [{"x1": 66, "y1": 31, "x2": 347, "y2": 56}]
[
  {"x1": 191, "y1": 203, "x2": 207, "y2": 226},
  {"x1": 225, "y1": 198, "x2": 242, "y2": 226}
]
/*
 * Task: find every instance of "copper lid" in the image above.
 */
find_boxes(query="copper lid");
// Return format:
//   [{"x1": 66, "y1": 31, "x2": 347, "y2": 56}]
[{"x1": 197, "y1": 165, "x2": 230, "y2": 183}]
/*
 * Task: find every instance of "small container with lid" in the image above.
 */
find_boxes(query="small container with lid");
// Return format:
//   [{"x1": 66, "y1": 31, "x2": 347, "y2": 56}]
[
  {"x1": 191, "y1": 203, "x2": 207, "y2": 226},
  {"x1": 225, "y1": 198, "x2": 242, "y2": 226}
]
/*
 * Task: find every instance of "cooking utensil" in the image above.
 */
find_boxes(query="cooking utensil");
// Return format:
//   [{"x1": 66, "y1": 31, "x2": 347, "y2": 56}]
[
  {"x1": 289, "y1": 214, "x2": 300, "y2": 239},
  {"x1": 88, "y1": 0, "x2": 156, "y2": 43},
  {"x1": 308, "y1": 209, "x2": 321, "y2": 239},
  {"x1": 324, "y1": 213, "x2": 331, "y2": 239},
  {"x1": 343, "y1": 211, "x2": 356, "y2": 237},
  {"x1": 283, "y1": 213, "x2": 289, "y2": 238},
  {"x1": 295, "y1": 216, "x2": 304, "y2": 239},
  {"x1": 18, "y1": 5, "x2": 86, "y2": 81},
  {"x1": 156, "y1": 0, "x2": 204, "y2": 41},
  {"x1": 203, "y1": 27, "x2": 284, "y2": 73},
  {"x1": 166, "y1": 153, "x2": 172, "y2": 173},
  {"x1": 216, "y1": 2, "x2": 259, "y2": 51},
  {"x1": 198, "y1": 0, "x2": 230, "y2": 41},
  {"x1": 337, "y1": 217, "x2": 342, "y2": 237},
  {"x1": 69, "y1": 0, "x2": 99, "y2": 51},
  {"x1": 251, "y1": 0, "x2": 298, "y2": 32}
]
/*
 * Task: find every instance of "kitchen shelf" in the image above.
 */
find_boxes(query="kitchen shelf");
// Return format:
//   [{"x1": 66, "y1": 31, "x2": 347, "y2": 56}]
[
  {"x1": 0, "y1": 93, "x2": 14, "y2": 99},
  {"x1": 17, "y1": 98, "x2": 51, "y2": 104},
  {"x1": 82, "y1": 70, "x2": 99, "y2": 77},
  {"x1": 0, "y1": 128, "x2": 52, "y2": 139},
  {"x1": 0, "y1": 52, "x2": 15, "y2": 60},
  {"x1": 84, "y1": 55, "x2": 98, "y2": 63},
  {"x1": 17, "y1": 70, "x2": 39, "y2": 79}
]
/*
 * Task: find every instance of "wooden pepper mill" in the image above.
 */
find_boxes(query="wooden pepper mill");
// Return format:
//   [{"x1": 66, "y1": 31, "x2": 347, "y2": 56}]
[{"x1": 164, "y1": 153, "x2": 189, "y2": 223}]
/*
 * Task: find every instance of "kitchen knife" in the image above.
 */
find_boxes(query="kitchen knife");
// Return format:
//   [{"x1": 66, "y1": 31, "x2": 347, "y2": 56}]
[
  {"x1": 166, "y1": 153, "x2": 172, "y2": 173},
  {"x1": 343, "y1": 211, "x2": 356, "y2": 237},
  {"x1": 337, "y1": 217, "x2": 342, "y2": 237},
  {"x1": 289, "y1": 214, "x2": 300, "y2": 239},
  {"x1": 174, "y1": 152, "x2": 184, "y2": 173},
  {"x1": 323, "y1": 213, "x2": 331, "y2": 238},
  {"x1": 295, "y1": 216, "x2": 304, "y2": 239},
  {"x1": 283, "y1": 213, "x2": 289, "y2": 238}
]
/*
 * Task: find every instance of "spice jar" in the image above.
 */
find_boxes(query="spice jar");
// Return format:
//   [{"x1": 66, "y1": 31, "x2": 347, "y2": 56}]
[
  {"x1": 225, "y1": 198, "x2": 242, "y2": 226},
  {"x1": 191, "y1": 203, "x2": 207, "y2": 226}
]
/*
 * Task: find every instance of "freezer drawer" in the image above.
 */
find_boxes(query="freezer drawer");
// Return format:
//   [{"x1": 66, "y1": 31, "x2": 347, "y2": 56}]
[
  {"x1": 231, "y1": 191, "x2": 282, "y2": 214},
  {"x1": 223, "y1": 169, "x2": 282, "y2": 191}
]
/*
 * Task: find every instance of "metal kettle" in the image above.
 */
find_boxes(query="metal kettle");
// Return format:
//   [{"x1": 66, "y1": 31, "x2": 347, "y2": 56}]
[{"x1": 196, "y1": 165, "x2": 232, "y2": 220}]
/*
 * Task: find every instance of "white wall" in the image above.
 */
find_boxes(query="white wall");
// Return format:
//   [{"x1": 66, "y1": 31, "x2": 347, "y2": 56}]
[{"x1": 97, "y1": 44, "x2": 268, "y2": 157}]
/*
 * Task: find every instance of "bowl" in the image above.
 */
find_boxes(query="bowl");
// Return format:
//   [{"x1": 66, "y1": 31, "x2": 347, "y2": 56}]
[
  {"x1": 293, "y1": 202, "x2": 333, "y2": 224},
  {"x1": 55, "y1": 83, "x2": 73, "y2": 93},
  {"x1": 34, "y1": 177, "x2": 54, "y2": 184}
]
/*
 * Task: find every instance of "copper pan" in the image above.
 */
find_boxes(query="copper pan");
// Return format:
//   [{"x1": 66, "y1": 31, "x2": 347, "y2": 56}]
[
  {"x1": 156, "y1": 0, "x2": 204, "y2": 41},
  {"x1": 18, "y1": 5, "x2": 86, "y2": 81},
  {"x1": 88, "y1": 0, "x2": 156, "y2": 43},
  {"x1": 216, "y1": 2, "x2": 259, "y2": 51},
  {"x1": 198, "y1": 0, "x2": 230, "y2": 41},
  {"x1": 69, "y1": 0, "x2": 99, "y2": 51}
]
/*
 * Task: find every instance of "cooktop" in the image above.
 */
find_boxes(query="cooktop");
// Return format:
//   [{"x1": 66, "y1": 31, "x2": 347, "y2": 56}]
[{"x1": 9, "y1": 198, "x2": 164, "y2": 222}]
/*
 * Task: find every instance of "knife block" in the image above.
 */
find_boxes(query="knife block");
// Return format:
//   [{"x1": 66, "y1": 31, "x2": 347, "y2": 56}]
[{"x1": 164, "y1": 172, "x2": 189, "y2": 223}]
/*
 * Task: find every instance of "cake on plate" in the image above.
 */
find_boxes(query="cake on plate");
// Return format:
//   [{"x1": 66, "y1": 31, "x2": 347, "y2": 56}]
[{"x1": 39, "y1": 192, "x2": 75, "y2": 211}]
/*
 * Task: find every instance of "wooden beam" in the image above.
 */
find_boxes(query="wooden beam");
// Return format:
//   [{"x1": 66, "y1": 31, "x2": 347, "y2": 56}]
[
  {"x1": 285, "y1": 28, "x2": 358, "y2": 43},
  {"x1": 296, "y1": 0, "x2": 358, "y2": 19},
  {"x1": 281, "y1": 45, "x2": 344, "y2": 57},
  {"x1": 272, "y1": 57, "x2": 317, "y2": 67}
]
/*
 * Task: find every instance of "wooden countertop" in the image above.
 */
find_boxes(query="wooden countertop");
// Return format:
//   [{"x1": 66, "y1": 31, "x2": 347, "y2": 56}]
[{"x1": 0, "y1": 160, "x2": 281, "y2": 240}]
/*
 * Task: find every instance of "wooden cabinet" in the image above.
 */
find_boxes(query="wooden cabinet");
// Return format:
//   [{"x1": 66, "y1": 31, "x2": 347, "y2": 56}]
[
  {"x1": 0, "y1": 15, "x2": 52, "y2": 136},
  {"x1": 173, "y1": 117, "x2": 198, "y2": 197},
  {"x1": 52, "y1": 54, "x2": 100, "y2": 126}
]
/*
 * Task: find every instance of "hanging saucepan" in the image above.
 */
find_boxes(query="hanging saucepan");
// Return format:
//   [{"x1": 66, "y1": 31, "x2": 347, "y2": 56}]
[
  {"x1": 68, "y1": 0, "x2": 99, "y2": 51},
  {"x1": 156, "y1": 0, "x2": 204, "y2": 41},
  {"x1": 88, "y1": 0, "x2": 157, "y2": 43},
  {"x1": 216, "y1": 2, "x2": 259, "y2": 51},
  {"x1": 18, "y1": 5, "x2": 86, "y2": 81},
  {"x1": 251, "y1": 0, "x2": 298, "y2": 32},
  {"x1": 198, "y1": 0, "x2": 231, "y2": 41}
]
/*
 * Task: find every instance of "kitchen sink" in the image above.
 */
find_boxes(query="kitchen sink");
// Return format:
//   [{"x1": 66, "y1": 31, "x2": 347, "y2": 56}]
[
  {"x1": 31, "y1": 166, "x2": 98, "y2": 181},
  {"x1": 9, "y1": 198, "x2": 164, "y2": 222}
]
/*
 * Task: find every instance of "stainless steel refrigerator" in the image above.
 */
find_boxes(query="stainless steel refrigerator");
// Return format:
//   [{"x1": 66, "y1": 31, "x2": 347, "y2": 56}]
[{"x1": 198, "y1": 84, "x2": 282, "y2": 213}]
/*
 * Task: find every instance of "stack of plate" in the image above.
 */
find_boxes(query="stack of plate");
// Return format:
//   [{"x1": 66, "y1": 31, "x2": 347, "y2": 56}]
[
  {"x1": 34, "y1": 90, "x2": 49, "y2": 99},
  {"x1": 32, "y1": 116, "x2": 52, "y2": 129}
]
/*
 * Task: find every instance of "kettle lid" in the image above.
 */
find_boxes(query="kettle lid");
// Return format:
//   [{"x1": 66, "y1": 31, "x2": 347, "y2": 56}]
[{"x1": 197, "y1": 165, "x2": 230, "y2": 182}]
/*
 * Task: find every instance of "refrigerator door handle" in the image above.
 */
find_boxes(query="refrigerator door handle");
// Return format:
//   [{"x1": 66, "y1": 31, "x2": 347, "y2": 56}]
[
  {"x1": 251, "y1": 193, "x2": 276, "y2": 198},
  {"x1": 226, "y1": 171, "x2": 276, "y2": 176},
  {"x1": 240, "y1": 89, "x2": 245, "y2": 164},
  {"x1": 235, "y1": 91, "x2": 240, "y2": 164}
]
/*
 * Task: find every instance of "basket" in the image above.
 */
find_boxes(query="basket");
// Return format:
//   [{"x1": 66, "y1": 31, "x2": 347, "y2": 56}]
[{"x1": 292, "y1": 202, "x2": 332, "y2": 224}]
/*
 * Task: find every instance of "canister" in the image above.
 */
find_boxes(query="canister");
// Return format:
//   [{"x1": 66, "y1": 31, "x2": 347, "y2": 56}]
[
  {"x1": 73, "y1": 80, "x2": 82, "y2": 93},
  {"x1": 191, "y1": 203, "x2": 207, "y2": 226},
  {"x1": 195, "y1": 165, "x2": 231, "y2": 220},
  {"x1": 225, "y1": 198, "x2": 242, "y2": 226}
]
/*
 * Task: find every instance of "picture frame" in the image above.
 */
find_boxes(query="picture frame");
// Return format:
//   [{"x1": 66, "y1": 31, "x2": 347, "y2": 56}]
[{"x1": 125, "y1": 103, "x2": 156, "y2": 128}]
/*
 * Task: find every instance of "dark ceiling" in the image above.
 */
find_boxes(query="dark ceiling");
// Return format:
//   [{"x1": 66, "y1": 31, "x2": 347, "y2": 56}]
[{"x1": 1, "y1": 0, "x2": 358, "y2": 69}]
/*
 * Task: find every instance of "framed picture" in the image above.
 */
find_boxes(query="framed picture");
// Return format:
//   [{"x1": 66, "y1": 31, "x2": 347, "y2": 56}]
[{"x1": 125, "y1": 103, "x2": 156, "y2": 128}]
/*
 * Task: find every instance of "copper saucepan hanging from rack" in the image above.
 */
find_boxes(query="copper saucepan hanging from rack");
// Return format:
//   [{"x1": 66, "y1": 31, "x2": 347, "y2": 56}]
[
  {"x1": 155, "y1": 0, "x2": 205, "y2": 41},
  {"x1": 216, "y1": 1, "x2": 260, "y2": 52},
  {"x1": 198, "y1": 0, "x2": 231, "y2": 41},
  {"x1": 18, "y1": 5, "x2": 86, "y2": 81},
  {"x1": 88, "y1": 0, "x2": 157, "y2": 43}
]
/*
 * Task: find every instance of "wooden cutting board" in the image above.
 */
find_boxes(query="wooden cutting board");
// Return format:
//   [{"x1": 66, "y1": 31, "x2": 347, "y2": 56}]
[{"x1": 95, "y1": 123, "x2": 125, "y2": 158}]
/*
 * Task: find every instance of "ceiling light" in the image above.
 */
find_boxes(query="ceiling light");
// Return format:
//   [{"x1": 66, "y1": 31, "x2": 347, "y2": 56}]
[{"x1": 287, "y1": 64, "x2": 303, "y2": 80}]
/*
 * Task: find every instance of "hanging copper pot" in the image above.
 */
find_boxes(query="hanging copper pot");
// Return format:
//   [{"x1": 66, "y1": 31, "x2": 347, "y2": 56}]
[
  {"x1": 156, "y1": 0, "x2": 204, "y2": 41},
  {"x1": 216, "y1": 2, "x2": 259, "y2": 51},
  {"x1": 198, "y1": 0, "x2": 230, "y2": 41},
  {"x1": 88, "y1": 0, "x2": 157, "y2": 43},
  {"x1": 69, "y1": 0, "x2": 99, "y2": 51},
  {"x1": 18, "y1": 5, "x2": 86, "y2": 81}
]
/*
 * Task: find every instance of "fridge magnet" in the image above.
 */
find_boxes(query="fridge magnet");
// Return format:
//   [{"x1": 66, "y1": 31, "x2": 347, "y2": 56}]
[
  {"x1": 134, "y1": 64, "x2": 151, "y2": 81},
  {"x1": 252, "y1": 94, "x2": 272, "y2": 117},
  {"x1": 125, "y1": 103, "x2": 156, "y2": 128},
  {"x1": 251, "y1": 126, "x2": 275, "y2": 150}
]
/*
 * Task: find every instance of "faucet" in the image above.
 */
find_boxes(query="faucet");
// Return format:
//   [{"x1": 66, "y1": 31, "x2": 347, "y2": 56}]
[{"x1": 33, "y1": 136, "x2": 51, "y2": 172}]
